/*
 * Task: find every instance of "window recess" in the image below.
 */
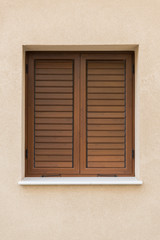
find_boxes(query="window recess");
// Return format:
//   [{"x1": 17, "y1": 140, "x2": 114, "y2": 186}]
[{"x1": 25, "y1": 52, "x2": 134, "y2": 177}]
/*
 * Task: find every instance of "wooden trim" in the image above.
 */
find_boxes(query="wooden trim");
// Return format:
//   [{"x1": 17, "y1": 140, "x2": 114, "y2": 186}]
[
  {"x1": 27, "y1": 54, "x2": 35, "y2": 175},
  {"x1": 132, "y1": 53, "x2": 135, "y2": 176},
  {"x1": 80, "y1": 54, "x2": 87, "y2": 174},
  {"x1": 25, "y1": 53, "x2": 29, "y2": 176}
]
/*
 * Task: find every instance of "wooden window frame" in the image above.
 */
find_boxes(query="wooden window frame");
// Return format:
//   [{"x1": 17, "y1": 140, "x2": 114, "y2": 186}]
[{"x1": 25, "y1": 51, "x2": 135, "y2": 177}]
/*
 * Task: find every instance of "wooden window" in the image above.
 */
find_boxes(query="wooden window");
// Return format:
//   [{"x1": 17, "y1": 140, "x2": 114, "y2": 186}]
[{"x1": 25, "y1": 52, "x2": 134, "y2": 177}]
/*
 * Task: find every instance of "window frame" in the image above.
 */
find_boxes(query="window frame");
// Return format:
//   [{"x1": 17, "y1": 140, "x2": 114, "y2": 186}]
[{"x1": 25, "y1": 51, "x2": 135, "y2": 177}]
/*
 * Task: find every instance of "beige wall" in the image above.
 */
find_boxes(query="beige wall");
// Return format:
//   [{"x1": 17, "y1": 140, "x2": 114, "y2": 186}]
[{"x1": 1, "y1": 0, "x2": 160, "y2": 239}]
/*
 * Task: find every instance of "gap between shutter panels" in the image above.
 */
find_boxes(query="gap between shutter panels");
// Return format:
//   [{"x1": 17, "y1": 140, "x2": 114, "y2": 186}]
[
  {"x1": 86, "y1": 60, "x2": 126, "y2": 169},
  {"x1": 34, "y1": 60, "x2": 74, "y2": 168}
]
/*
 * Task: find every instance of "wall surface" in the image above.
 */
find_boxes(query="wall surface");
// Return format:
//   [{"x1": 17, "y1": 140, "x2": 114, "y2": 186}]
[{"x1": 1, "y1": 0, "x2": 160, "y2": 239}]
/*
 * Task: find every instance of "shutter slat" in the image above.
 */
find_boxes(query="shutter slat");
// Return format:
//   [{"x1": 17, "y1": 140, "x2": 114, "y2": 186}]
[
  {"x1": 35, "y1": 87, "x2": 73, "y2": 93},
  {"x1": 35, "y1": 106, "x2": 72, "y2": 112},
  {"x1": 35, "y1": 130, "x2": 72, "y2": 137},
  {"x1": 88, "y1": 156, "x2": 124, "y2": 162},
  {"x1": 36, "y1": 81, "x2": 73, "y2": 87},
  {"x1": 88, "y1": 162, "x2": 124, "y2": 168},
  {"x1": 36, "y1": 61, "x2": 72, "y2": 69},
  {"x1": 35, "y1": 149, "x2": 72, "y2": 155},
  {"x1": 88, "y1": 119, "x2": 125, "y2": 124},
  {"x1": 36, "y1": 68, "x2": 72, "y2": 74},
  {"x1": 88, "y1": 88, "x2": 124, "y2": 94},
  {"x1": 88, "y1": 94, "x2": 124, "y2": 100},
  {"x1": 35, "y1": 118, "x2": 72, "y2": 124},
  {"x1": 88, "y1": 61, "x2": 125, "y2": 69},
  {"x1": 35, "y1": 155, "x2": 72, "y2": 161},
  {"x1": 35, "y1": 112, "x2": 72, "y2": 118},
  {"x1": 88, "y1": 137, "x2": 124, "y2": 143},
  {"x1": 88, "y1": 150, "x2": 124, "y2": 155},
  {"x1": 88, "y1": 143, "x2": 124, "y2": 149},
  {"x1": 88, "y1": 75, "x2": 124, "y2": 81},
  {"x1": 88, "y1": 131, "x2": 125, "y2": 137},
  {"x1": 88, "y1": 106, "x2": 125, "y2": 112},
  {"x1": 88, "y1": 100, "x2": 124, "y2": 106},
  {"x1": 35, "y1": 143, "x2": 72, "y2": 149},
  {"x1": 88, "y1": 69, "x2": 124, "y2": 75},
  {"x1": 36, "y1": 75, "x2": 72, "y2": 80},
  {"x1": 88, "y1": 125, "x2": 125, "y2": 131},
  {"x1": 35, "y1": 137, "x2": 72, "y2": 143},
  {"x1": 88, "y1": 113, "x2": 125, "y2": 118},
  {"x1": 35, "y1": 100, "x2": 73, "y2": 105},
  {"x1": 88, "y1": 81, "x2": 124, "y2": 87},
  {"x1": 35, "y1": 124, "x2": 72, "y2": 130},
  {"x1": 35, "y1": 93, "x2": 73, "y2": 99},
  {"x1": 35, "y1": 162, "x2": 72, "y2": 168}
]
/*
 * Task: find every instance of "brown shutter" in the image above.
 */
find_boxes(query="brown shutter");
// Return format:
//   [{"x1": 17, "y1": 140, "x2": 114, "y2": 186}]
[
  {"x1": 26, "y1": 53, "x2": 80, "y2": 176},
  {"x1": 26, "y1": 52, "x2": 134, "y2": 177},
  {"x1": 80, "y1": 53, "x2": 134, "y2": 176}
]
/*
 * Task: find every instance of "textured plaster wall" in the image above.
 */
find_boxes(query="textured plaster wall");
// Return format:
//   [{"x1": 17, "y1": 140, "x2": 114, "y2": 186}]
[{"x1": 0, "y1": 0, "x2": 160, "y2": 239}]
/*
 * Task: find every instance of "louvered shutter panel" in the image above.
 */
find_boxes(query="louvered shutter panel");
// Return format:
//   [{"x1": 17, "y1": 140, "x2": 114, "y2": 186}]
[
  {"x1": 26, "y1": 53, "x2": 79, "y2": 176},
  {"x1": 80, "y1": 54, "x2": 133, "y2": 176},
  {"x1": 35, "y1": 60, "x2": 73, "y2": 169}
]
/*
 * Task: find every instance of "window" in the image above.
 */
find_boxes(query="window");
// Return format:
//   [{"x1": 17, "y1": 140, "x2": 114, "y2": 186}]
[{"x1": 25, "y1": 52, "x2": 134, "y2": 177}]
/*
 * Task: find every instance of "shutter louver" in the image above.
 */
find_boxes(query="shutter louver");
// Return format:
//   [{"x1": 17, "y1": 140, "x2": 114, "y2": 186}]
[
  {"x1": 35, "y1": 60, "x2": 73, "y2": 169},
  {"x1": 87, "y1": 60, "x2": 125, "y2": 169}
]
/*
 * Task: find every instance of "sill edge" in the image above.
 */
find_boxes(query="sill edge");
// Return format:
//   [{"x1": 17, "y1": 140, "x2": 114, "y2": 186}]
[{"x1": 18, "y1": 177, "x2": 143, "y2": 185}]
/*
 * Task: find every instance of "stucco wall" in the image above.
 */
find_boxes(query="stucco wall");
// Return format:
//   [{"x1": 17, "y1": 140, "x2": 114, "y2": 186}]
[{"x1": 1, "y1": 0, "x2": 160, "y2": 239}]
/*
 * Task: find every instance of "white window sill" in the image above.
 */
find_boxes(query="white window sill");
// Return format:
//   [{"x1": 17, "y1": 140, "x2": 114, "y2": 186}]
[{"x1": 18, "y1": 177, "x2": 143, "y2": 185}]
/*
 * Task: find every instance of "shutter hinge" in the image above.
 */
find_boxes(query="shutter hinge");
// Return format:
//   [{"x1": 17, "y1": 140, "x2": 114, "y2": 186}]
[
  {"x1": 132, "y1": 64, "x2": 135, "y2": 74},
  {"x1": 132, "y1": 149, "x2": 134, "y2": 159},
  {"x1": 25, "y1": 149, "x2": 28, "y2": 159},
  {"x1": 25, "y1": 64, "x2": 28, "y2": 74}
]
